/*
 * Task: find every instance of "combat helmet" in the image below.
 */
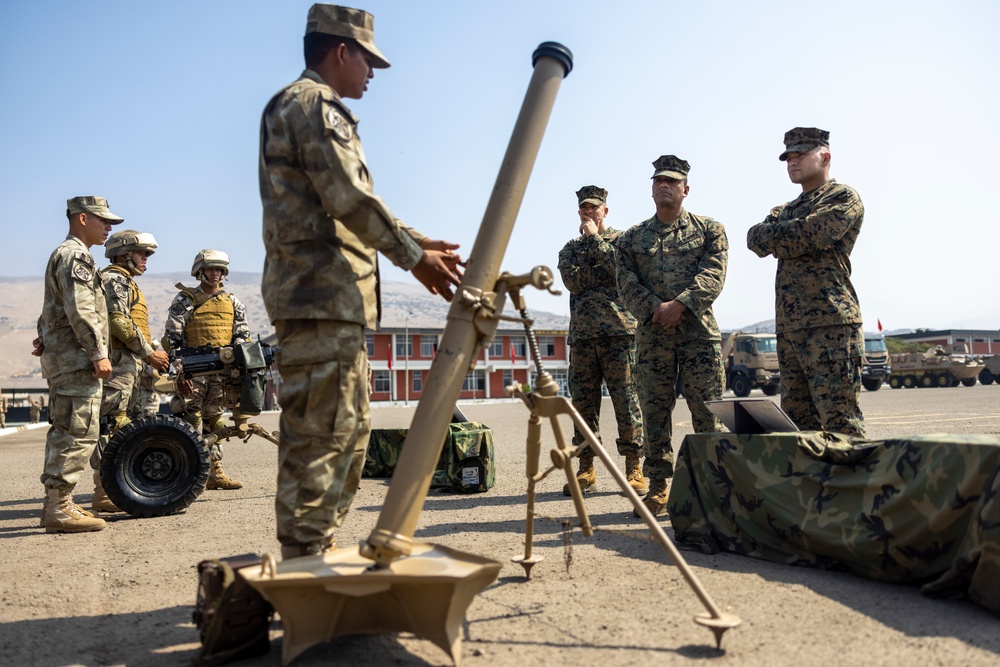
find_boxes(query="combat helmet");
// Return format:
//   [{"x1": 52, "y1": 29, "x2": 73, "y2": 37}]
[
  {"x1": 105, "y1": 230, "x2": 157, "y2": 275},
  {"x1": 191, "y1": 249, "x2": 230, "y2": 282}
]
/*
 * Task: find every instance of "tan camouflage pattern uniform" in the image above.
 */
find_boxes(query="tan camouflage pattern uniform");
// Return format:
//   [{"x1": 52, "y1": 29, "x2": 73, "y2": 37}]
[
  {"x1": 164, "y1": 286, "x2": 250, "y2": 459},
  {"x1": 38, "y1": 236, "x2": 109, "y2": 490},
  {"x1": 260, "y1": 66, "x2": 427, "y2": 550},
  {"x1": 558, "y1": 227, "x2": 642, "y2": 457},
  {"x1": 98, "y1": 266, "x2": 154, "y2": 427},
  {"x1": 130, "y1": 362, "x2": 161, "y2": 418},
  {"x1": 0, "y1": 393, "x2": 7, "y2": 429},
  {"x1": 747, "y1": 179, "x2": 865, "y2": 437},
  {"x1": 616, "y1": 210, "x2": 727, "y2": 480},
  {"x1": 668, "y1": 431, "x2": 1000, "y2": 616}
]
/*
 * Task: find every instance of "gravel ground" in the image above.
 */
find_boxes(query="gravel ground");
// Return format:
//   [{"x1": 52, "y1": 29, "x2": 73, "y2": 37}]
[{"x1": 1, "y1": 384, "x2": 998, "y2": 666}]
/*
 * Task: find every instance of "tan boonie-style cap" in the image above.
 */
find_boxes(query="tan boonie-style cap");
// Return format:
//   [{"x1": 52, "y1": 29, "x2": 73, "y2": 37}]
[
  {"x1": 779, "y1": 127, "x2": 830, "y2": 161},
  {"x1": 651, "y1": 155, "x2": 690, "y2": 180},
  {"x1": 576, "y1": 185, "x2": 607, "y2": 207},
  {"x1": 66, "y1": 196, "x2": 124, "y2": 223},
  {"x1": 305, "y1": 3, "x2": 391, "y2": 69}
]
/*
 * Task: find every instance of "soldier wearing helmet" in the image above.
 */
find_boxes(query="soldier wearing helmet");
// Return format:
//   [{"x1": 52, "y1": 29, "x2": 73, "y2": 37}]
[
  {"x1": 90, "y1": 229, "x2": 171, "y2": 513},
  {"x1": 164, "y1": 249, "x2": 251, "y2": 490}
]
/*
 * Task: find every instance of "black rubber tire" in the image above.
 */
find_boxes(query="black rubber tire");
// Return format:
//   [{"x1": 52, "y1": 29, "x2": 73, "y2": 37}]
[
  {"x1": 979, "y1": 369, "x2": 994, "y2": 385},
  {"x1": 100, "y1": 414, "x2": 210, "y2": 517},
  {"x1": 889, "y1": 375, "x2": 902, "y2": 389},
  {"x1": 920, "y1": 374, "x2": 936, "y2": 388},
  {"x1": 761, "y1": 384, "x2": 779, "y2": 396},
  {"x1": 937, "y1": 372, "x2": 953, "y2": 388},
  {"x1": 862, "y1": 377, "x2": 882, "y2": 392},
  {"x1": 902, "y1": 375, "x2": 918, "y2": 388},
  {"x1": 730, "y1": 373, "x2": 751, "y2": 397},
  {"x1": 961, "y1": 377, "x2": 977, "y2": 387}
]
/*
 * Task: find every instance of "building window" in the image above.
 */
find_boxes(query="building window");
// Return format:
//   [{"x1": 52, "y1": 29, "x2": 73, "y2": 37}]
[
  {"x1": 502, "y1": 369, "x2": 513, "y2": 387},
  {"x1": 462, "y1": 370, "x2": 486, "y2": 392},
  {"x1": 395, "y1": 336, "x2": 413, "y2": 357},
  {"x1": 538, "y1": 335, "x2": 556, "y2": 357},
  {"x1": 412, "y1": 372, "x2": 422, "y2": 393},
  {"x1": 511, "y1": 336, "x2": 527, "y2": 358},
  {"x1": 533, "y1": 369, "x2": 569, "y2": 397},
  {"x1": 365, "y1": 333, "x2": 375, "y2": 356},
  {"x1": 420, "y1": 335, "x2": 438, "y2": 357},
  {"x1": 373, "y1": 370, "x2": 391, "y2": 393},
  {"x1": 488, "y1": 338, "x2": 504, "y2": 357}
]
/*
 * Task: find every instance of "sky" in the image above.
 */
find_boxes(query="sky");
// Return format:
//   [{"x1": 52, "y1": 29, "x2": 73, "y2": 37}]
[{"x1": 2, "y1": 1, "x2": 998, "y2": 332}]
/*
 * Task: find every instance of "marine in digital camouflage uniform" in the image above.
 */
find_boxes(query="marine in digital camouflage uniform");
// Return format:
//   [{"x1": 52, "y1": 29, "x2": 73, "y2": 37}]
[
  {"x1": 259, "y1": 3, "x2": 462, "y2": 559},
  {"x1": 557, "y1": 185, "x2": 645, "y2": 497},
  {"x1": 35, "y1": 196, "x2": 123, "y2": 533},
  {"x1": 616, "y1": 156, "x2": 727, "y2": 516},
  {"x1": 165, "y1": 248, "x2": 251, "y2": 489},
  {"x1": 746, "y1": 128, "x2": 865, "y2": 437}
]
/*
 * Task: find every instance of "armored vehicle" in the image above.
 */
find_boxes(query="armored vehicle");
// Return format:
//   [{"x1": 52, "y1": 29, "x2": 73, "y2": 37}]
[
  {"x1": 887, "y1": 345, "x2": 984, "y2": 389},
  {"x1": 862, "y1": 333, "x2": 890, "y2": 391},
  {"x1": 722, "y1": 331, "x2": 780, "y2": 397},
  {"x1": 978, "y1": 354, "x2": 1000, "y2": 385}
]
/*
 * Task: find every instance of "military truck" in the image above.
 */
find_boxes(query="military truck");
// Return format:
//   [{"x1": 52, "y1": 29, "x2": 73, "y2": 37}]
[
  {"x1": 977, "y1": 354, "x2": 1000, "y2": 385},
  {"x1": 862, "y1": 333, "x2": 890, "y2": 391},
  {"x1": 887, "y1": 345, "x2": 984, "y2": 389},
  {"x1": 722, "y1": 331, "x2": 780, "y2": 397}
]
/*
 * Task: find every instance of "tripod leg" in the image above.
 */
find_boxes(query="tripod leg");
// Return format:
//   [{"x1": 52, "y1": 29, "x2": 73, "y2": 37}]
[{"x1": 511, "y1": 410, "x2": 545, "y2": 578}]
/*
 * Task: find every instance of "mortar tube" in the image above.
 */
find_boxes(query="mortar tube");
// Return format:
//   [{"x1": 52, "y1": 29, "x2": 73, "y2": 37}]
[{"x1": 361, "y1": 43, "x2": 573, "y2": 566}]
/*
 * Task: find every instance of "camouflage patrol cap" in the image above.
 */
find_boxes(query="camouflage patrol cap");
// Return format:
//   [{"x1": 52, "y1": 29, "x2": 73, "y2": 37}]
[
  {"x1": 651, "y1": 155, "x2": 690, "y2": 180},
  {"x1": 305, "y1": 4, "x2": 391, "y2": 69},
  {"x1": 779, "y1": 127, "x2": 830, "y2": 161},
  {"x1": 576, "y1": 185, "x2": 607, "y2": 207},
  {"x1": 66, "y1": 196, "x2": 124, "y2": 223}
]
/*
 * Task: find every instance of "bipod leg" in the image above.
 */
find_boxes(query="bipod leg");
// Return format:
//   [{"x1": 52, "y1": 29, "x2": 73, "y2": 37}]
[
  {"x1": 511, "y1": 409, "x2": 544, "y2": 578},
  {"x1": 539, "y1": 394, "x2": 743, "y2": 649},
  {"x1": 548, "y1": 413, "x2": 592, "y2": 537}
]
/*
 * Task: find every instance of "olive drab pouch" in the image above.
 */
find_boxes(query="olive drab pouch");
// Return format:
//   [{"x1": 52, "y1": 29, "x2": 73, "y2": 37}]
[
  {"x1": 233, "y1": 341, "x2": 268, "y2": 415},
  {"x1": 431, "y1": 422, "x2": 496, "y2": 493},
  {"x1": 193, "y1": 553, "x2": 273, "y2": 666}
]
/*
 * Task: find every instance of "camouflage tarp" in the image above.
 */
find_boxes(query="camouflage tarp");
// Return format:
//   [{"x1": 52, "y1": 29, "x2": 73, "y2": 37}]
[
  {"x1": 365, "y1": 422, "x2": 496, "y2": 494},
  {"x1": 667, "y1": 432, "x2": 1000, "y2": 616}
]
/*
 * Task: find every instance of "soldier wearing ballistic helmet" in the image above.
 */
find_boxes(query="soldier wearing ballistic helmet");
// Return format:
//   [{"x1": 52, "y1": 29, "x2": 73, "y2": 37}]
[
  {"x1": 747, "y1": 127, "x2": 866, "y2": 437},
  {"x1": 164, "y1": 249, "x2": 251, "y2": 490},
  {"x1": 616, "y1": 156, "x2": 728, "y2": 516},
  {"x1": 557, "y1": 185, "x2": 645, "y2": 498},
  {"x1": 259, "y1": 3, "x2": 463, "y2": 559},
  {"x1": 89, "y1": 230, "x2": 171, "y2": 513},
  {"x1": 33, "y1": 196, "x2": 122, "y2": 533}
]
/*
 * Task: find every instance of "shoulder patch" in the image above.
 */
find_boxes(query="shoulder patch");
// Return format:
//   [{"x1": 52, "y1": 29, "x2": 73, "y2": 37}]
[
  {"x1": 326, "y1": 106, "x2": 354, "y2": 144},
  {"x1": 72, "y1": 259, "x2": 95, "y2": 283},
  {"x1": 113, "y1": 281, "x2": 129, "y2": 300}
]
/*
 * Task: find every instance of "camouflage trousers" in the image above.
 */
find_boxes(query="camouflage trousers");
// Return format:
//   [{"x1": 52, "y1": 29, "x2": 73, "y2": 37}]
[
  {"x1": 131, "y1": 386, "x2": 161, "y2": 419},
  {"x1": 274, "y1": 319, "x2": 370, "y2": 550},
  {"x1": 777, "y1": 324, "x2": 865, "y2": 437},
  {"x1": 40, "y1": 369, "x2": 102, "y2": 491},
  {"x1": 568, "y1": 335, "x2": 643, "y2": 457},
  {"x1": 170, "y1": 376, "x2": 238, "y2": 461},
  {"x1": 91, "y1": 348, "x2": 142, "y2": 472},
  {"x1": 635, "y1": 327, "x2": 724, "y2": 481},
  {"x1": 0, "y1": 411, "x2": 5, "y2": 429}
]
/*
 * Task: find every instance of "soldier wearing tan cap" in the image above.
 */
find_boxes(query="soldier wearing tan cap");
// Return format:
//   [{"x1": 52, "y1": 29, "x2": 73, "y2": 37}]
[
  {"x1": 747, "y1": 128, "x2": 866, "y2": 437},
  {"x1": 259, "y1": 4, "x2": 463, "y2": 559},
  {"x1": 34, "y1": 196, "x2": 123, "y2": 533}
]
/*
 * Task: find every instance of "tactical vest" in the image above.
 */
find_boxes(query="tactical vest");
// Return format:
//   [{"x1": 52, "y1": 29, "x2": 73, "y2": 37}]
[
  {"x1": 105, "y1": 265, "x2": 152, "y2": 349},
  {"x1": 183, "y1": 290, "x2": 235, "y2": 347}
]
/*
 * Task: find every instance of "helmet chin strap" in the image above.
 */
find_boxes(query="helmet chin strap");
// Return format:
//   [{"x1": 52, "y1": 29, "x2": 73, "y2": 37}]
[{"x1": 126, "y1": 256, "x2": 145, "y2": 276}]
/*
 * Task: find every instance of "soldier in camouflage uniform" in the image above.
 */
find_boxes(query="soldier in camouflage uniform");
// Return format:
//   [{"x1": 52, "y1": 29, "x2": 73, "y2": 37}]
[
  {"x1": 259, "y1": 3, "x2": 462, "y2": 559},
  {"x1": 557, "y1": 185, "x2": 645, "y2": 497},
  {"x1": 747, "y1": 128, "x2": 865, "y2": 437},
  {"x1": 616, "y1": 156, "x2": 728, "y2": 516},
  {"x1": 34, "y1": 196, "x2": 124, "y2": 533},
  {"x1": 130, "y1": 339, "x2": 165, "y2": 419},
  {"x1": 89, "y1": 230, "x2": 171, "y2": 513},
  {"x1": 165, "y1": 249, "x2": 251, "y2": 490},
  {"x1": 0, "y1": 391, "x2": 7, "y2": 429}
]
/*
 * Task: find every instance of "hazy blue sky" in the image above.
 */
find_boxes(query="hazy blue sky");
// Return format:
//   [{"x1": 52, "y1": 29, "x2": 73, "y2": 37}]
[{"x1": 2, "y1": 1, "x2": 997, "y2": 331}]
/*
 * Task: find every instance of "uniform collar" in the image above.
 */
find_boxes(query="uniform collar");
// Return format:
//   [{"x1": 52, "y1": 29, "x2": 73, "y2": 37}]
[{"x1": 653, "y1": 208, "x2": 688, "y2": 233}]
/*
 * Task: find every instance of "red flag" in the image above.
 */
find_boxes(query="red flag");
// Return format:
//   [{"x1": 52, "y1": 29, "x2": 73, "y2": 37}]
[
  {"x1": 510, "y1": 341, "x2": 517, "y2": 364},
  {"x1": 387, "y1": 341, "x2": 393, "y2": 370},
  {"x1": 877, "y1": 319, "x2": 883, "y2": 332}
]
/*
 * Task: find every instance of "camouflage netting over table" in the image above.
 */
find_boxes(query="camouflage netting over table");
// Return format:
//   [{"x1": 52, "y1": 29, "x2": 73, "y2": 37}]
[{"x1": 667, "y1": 432, "x2": 1000, "y2": 615}]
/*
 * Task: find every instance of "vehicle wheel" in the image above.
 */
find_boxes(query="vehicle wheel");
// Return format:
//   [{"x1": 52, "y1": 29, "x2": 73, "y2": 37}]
[
  {"x1": 100, "y1": 414, "x2": 210, "y2": 518},
  {"x1": 979, "y1": 369, "x2": 995, "y2": 385},
  {"x1": 936, "y1": 372, "x2": 953, "y2": 388},
  {"x1": 888, "y1": 375, "x2": 902, "y2": 389},
  {"x1": 761, "y1": 384, "x2": 779, "y2": 396},
  {"x1": 862, "y1": 377, "x2": 882, "y2": 391},
  {"x1": 730, "y1": 373, "x2": 751, "y2": 397},
  {"x1": 952, "y1": 379, "x2": 960, "y2": 387},
  {"x1": 961, "y1": 377, "x2": 977, "y2": 387},
  {"x1": 920, "y1": 374, "x2": 935, "y2": 388},
  {"x1": 902, "y1": 375, "x2": 918, "y2": 388}
]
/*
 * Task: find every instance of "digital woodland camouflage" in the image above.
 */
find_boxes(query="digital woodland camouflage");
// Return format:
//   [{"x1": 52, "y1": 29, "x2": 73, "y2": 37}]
[
  {"x1": 667, "y1": 431, "x2": 1000, "y2": 616},
  {"x1": 365, "y1": 422, "x2": 496, "y2": 493}
]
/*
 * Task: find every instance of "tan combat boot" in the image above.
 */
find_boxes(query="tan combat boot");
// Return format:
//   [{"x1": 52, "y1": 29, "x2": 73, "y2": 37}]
[
  {"x1": 43, "y1": 488, "x2": 107, "y2": 533},
  {"x1": 634, "y1": 477, "x2": 669, "y2": 518},
  {"x1": 625, "y1": 455, "x2": 648, "y2": 496},
  {"x1": 206, "y1": 460, "x2": 243, "y2": 490},
  {"x1": 40, "y1": 492, "x2": 96, "y2": 526},
  {"x1": 280, "y1": 539, "x2": 335, "y2": 560},
  {"x1": 92, "y1": 472, "x2": 123, "y2": 513},
  {"x1": 562, "y1": 446, "x2": 597, "y2": 496}
]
